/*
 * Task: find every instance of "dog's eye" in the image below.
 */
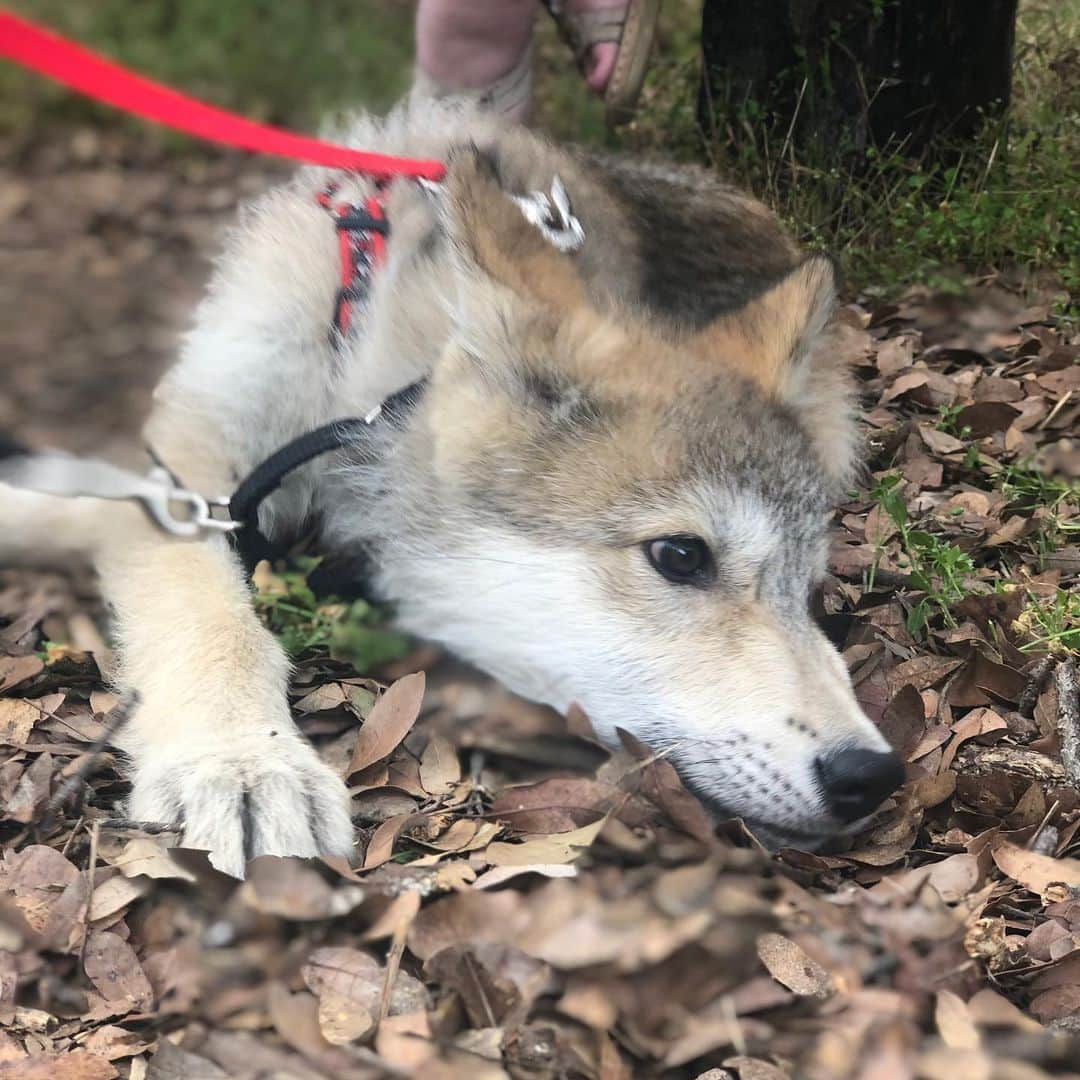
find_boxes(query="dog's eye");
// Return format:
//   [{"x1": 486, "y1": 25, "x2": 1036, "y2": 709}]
[{"x1": 644, "y1": 536, "x2": 713, "y2": 585}]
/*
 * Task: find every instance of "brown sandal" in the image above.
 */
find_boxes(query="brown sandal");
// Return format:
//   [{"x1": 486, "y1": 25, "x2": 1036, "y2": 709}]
[{"x1": 543, "y1": 0, "x2": 661, "y2": 126}]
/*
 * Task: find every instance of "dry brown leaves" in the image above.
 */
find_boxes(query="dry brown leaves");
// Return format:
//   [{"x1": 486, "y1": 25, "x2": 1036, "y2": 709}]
[{"x1": 2, "y1": 264, "x2": 1080, "y2": 1075}]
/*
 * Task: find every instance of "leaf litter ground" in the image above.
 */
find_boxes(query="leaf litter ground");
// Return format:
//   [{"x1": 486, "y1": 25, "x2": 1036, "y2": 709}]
[{"x1": 2, "y1": 135, "x2": 1080, "y2": 1080}]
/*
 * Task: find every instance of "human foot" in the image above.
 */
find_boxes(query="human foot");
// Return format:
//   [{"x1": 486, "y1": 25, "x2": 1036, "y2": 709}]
[
  {"x1": 546, "y1": 0, "x2": 660, "y2": 124},
  {"x1": 563, "y1": 0, "x2": 623, "y2": 93}
]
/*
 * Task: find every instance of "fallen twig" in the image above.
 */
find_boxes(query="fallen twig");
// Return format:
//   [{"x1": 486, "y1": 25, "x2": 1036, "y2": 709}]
[
  {"x1": 1019, "y1": 656, "x2": 1056, "y2": 718},
  {"x1": 1054, "y1": 659, "x2": 1080, "y2": 787},
  {"x1": 96, "y1": 817, "x2": 182, "y2": 835},
  {"x1": 79, "y1": 819, "x2": 101, "y2": 966},
  {"x1": 46, "y1": 691, "x2": 139, "y2": 818}
]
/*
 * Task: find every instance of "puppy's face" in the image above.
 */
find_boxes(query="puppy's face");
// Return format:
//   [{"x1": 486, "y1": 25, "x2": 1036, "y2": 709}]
[{"x1": 374, "y1": 154, "x2": 902, "y2": 848}]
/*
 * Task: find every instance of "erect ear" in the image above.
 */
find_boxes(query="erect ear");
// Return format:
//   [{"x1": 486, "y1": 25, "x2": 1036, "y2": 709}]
[
  {"x1": 688, "y1": 255, "x2": 836, "y2": 394},
  {"x1": 440, "y1": 145, "x2": 588, "y2": 312},
  {"x1": 688, "y1": 256, "x2": 859, "y2": 486}
]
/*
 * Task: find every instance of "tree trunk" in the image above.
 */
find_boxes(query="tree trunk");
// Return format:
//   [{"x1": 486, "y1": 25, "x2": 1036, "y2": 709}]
[{"x1": 699, "y1": 0, "x2": 1018, "y2": 159}]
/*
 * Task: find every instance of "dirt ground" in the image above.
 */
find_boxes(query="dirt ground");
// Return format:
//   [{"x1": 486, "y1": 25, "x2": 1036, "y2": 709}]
[
  {"x1": 2, "y1": 124, "x2": 1080, "y2": 1079},
  {"x1": 0, "y1": 127, "x2": 284, "y2": 458}
]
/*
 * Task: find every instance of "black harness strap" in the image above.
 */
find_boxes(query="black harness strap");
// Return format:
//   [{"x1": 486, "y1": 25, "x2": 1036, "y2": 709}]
[{"x1": 227, "y1": 378, "x2": 426, "y2": 574}]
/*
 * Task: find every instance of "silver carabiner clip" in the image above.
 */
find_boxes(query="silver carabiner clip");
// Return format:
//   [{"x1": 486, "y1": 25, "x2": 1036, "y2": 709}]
[
  {"x1": 0, "y1": 452, "x2": 240, "y2": 538},
  {"x1": 137, "y1": 466, "x2": 239, "y2": 537}
]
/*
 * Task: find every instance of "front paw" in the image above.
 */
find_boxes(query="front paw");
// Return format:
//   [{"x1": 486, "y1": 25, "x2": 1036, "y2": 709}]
[{"x1": 126, "y1": 729, "x2": 354, "y2": 878}]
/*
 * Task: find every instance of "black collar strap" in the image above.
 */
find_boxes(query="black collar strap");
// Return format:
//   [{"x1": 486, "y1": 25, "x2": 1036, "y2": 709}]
[{"x1": 228, "y1": 377, "x2": 426, "y2": 574}]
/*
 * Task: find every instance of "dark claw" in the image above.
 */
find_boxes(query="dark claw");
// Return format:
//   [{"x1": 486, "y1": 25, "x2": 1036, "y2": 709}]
[{"x1": 241, "y1": 789, "x2": 256, "y2": 862}]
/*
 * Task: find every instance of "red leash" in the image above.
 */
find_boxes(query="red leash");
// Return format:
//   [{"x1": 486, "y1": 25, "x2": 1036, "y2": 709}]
[
  {"x1": 0, "y1": 9, "x2": 445, "y2": 183},
  {"x1": 0, "y1": 8, "x2": 448, "y2": 336}
]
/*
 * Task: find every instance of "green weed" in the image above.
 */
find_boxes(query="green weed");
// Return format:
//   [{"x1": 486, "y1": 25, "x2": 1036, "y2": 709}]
[
  {"x1": 935, "y1": 404, "x2": 973, "y2": 439},
  {"x1": 866, "y1": 473, "x2": 978, "y2": 634},
  {"x1": 253, "y1": 560, "x2": 409, "y2": 671},
  {"x1": 1014, "y1": 588, "x2": 1080, "y2": 655},
  {"x1": 996, "y1": 461, "x2": 1080, "y2": 514},
  {"x1": 992, "y1": 461, "x2": 1080, "y2": 567}
]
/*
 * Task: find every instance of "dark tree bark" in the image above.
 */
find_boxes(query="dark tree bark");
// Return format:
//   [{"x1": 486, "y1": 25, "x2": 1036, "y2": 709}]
[{"x1": 700, "y1": 0, "x2": 1018, "y2": 158}]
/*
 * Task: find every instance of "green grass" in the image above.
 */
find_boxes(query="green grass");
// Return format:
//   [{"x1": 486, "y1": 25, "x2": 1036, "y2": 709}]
[
  {"x1": 676, "y1": 0, "x2": 1080, "y2": 302},
  {"x1": 0, "y1": 0, "x2": 417, "y2": 136},
  {"x1": 864, "y1": 455, "x2": 1078, "y2": 648}
]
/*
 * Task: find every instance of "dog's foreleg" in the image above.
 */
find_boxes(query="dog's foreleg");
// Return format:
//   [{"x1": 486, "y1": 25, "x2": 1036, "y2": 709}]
[
  {"x1": 95, "y1": 524, "x2": 354, "y2": 877},
  {"x1": 0, "y1": 478, "x2": 353, "y2": 877}
]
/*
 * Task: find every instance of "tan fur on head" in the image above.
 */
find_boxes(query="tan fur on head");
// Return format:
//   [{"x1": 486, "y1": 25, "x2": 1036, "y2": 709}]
[
  {"x1": 706, "y1": 256, "x2": 835, "y2": 392},
  {"x1": 685, "y1": 256, "x2": 858, "y2": 487},
  {"x1": 443, "y1": 147, "x2": 587, "y2": 312}
]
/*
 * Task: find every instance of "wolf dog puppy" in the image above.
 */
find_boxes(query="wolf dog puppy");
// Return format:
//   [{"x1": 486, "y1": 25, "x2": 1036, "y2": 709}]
[{"x1": 0, "y1": 104, "x2": 902, "y2": 876}]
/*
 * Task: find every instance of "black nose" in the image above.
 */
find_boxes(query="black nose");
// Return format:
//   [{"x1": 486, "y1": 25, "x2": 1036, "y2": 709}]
[{"x1": 815, "y1": 748, "x2": 904, "y2": 824}]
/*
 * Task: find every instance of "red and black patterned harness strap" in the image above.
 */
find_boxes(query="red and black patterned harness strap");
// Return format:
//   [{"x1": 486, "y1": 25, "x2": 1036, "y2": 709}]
[{"x1": 315, "y1": 179, "x2": 391, "y2": 340}]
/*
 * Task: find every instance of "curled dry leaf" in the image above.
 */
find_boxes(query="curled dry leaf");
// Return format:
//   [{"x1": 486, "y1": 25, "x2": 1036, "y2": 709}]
[
  {"x1": 489, "y1": 777, "x2": 624, "y2": 834},
  {"x1": 991, "y1": 841, "x2": 1080, "y2": 896},
  {"x1": 419, "y1": 733, "x2": 461, "y2": 796},
  {"x1": 615, "y1": 728, "x2": 715, "y2": 842},
  {"x1": 722, "y1": 1057, "x2": 792, "y2": 1080},
  {"x1": 374, "y1": 1011, "x2": 433, "y2": 1070},
  {"x1": 266, "y1": 983, "x2": 336, "y2": 1061},
  {"x1": 0, "y1": 654, "x2": 44, "y2": 693},
  {"x1": 472, "y1": 863, "x2": 579, "y2": 890},
  {"x1": 348, "y1": 671, "x2": 426, "y2": 776},
  {"x1": 110, "y1": 838, "x2": 196, "y2": 883},
  {"x1": 362, "y1": 811, "x2": 428, "y2": 870},
  {"x1": 317, "y1": 987, "x2": 374, "y2": 1044},
  {"x1": 145, "y1": 1040, "x2": 228, "y2": 1078},
  {"x1": 88, "y1": 873, "x2": 152, "y2": 922},
  {"x1": 0, "y1": 699, "x2": 40, "y2": 745},
  {"x1": 5, "y1": 753, "x2": 53, "y2": 824},
  {"x1": 407, "y1": 891, "x2": 530, "y2": 963},
  {"x1": 880, "y1": 683, "x2": 927, "y2": 759},
  {"x1": 1, "y1": 844, "x2": 88, "y2": 951},
  {"x1": 302, "y1": 944, "x2": 429, "y2": 1025},
  {"x1": 295, "y1": 682, "x2": 348, "y2": 714},
  {"x1": 425, "y1": 943, "x2": 552, "y2": 1028},
  {"x1": 76, "y1": 1023, "x2": 155, "y2": 1062},
  {"x1": 303, "y1": 945, "x2": 381, "y2": 1002},
  {"x1": 239, "y1": 856, "x2": 365, "y2": 919}
]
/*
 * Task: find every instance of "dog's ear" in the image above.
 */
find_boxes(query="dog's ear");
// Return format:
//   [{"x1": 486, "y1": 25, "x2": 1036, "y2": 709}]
[
  {"x1": 440, "y1": 145, "x2": 587, "y2": 312},
  {"x1": 688, "y1": 256, "x2": 858, "y2": 485},
  {"x1": 688, "y1": 255, "x2": 836, "y2": 394}
]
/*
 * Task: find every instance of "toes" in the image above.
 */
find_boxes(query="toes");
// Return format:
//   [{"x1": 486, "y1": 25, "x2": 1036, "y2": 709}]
[
  {"x1": 306, "y1": 768, "x2": 356, "y2": 859},
  {"x1": 126, "y1": 767, "x2": 182, "y2": 826},
  {"x1": 585, "y1": 41, "x2": 618, "y2": 93},
  {"x1": 179, "y1": 775, "x2": 247, "y2": 878},
  {"x1": 246, "y1": 771, "x2": 321, "y2": 860},
  {"x1": 127, "y1": 737, "x2": 355, "y2": 877}
]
